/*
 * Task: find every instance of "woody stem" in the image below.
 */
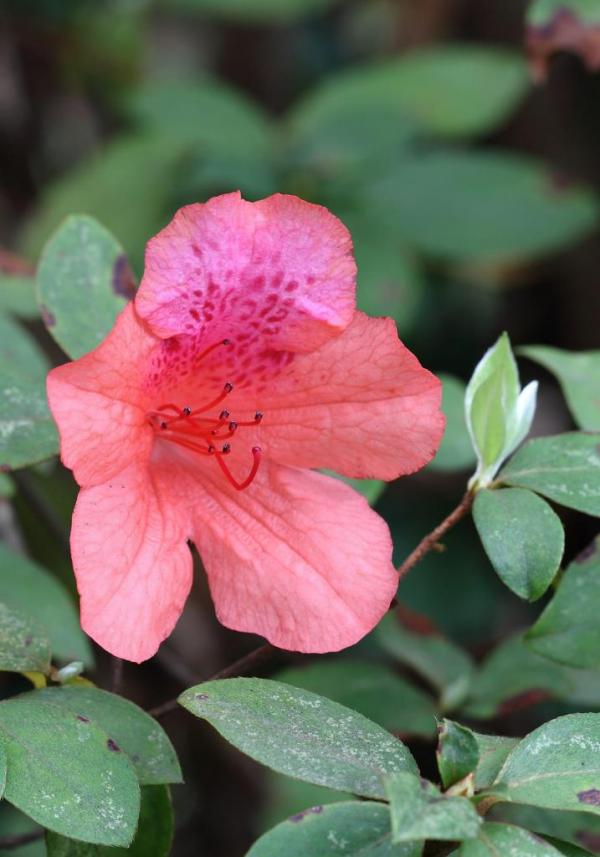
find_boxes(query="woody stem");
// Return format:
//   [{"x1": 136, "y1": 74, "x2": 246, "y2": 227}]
[{"x1": 396, "y1": 490, "x2": 474, "y2": 582}]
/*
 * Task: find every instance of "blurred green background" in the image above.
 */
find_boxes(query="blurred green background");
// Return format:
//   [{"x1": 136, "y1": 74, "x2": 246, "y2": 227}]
[{"x1": 1, "y1": 1, "x2": 599, "y2": 855}]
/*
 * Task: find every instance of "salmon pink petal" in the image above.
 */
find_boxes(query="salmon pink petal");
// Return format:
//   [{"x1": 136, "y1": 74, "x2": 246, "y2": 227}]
[
  {"x1": 71, "y1": 460, "x2": 193, "y2": 662},
  {"x1": 254, "y1": 311, "x2": 445, "y2": 480},
  {"x1": 192, "y1": 460, "x2": 398, "y2": 652},
  {"x1": 47, "y1": 304, "x2": 155, "y2": 488},
  {"x1": 136, "y1": 192, "x2": 356, "y2": 353}
]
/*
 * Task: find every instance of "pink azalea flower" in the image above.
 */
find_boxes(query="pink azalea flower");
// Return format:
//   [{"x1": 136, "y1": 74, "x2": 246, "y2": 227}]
[{"x1": 47, "y1": 192, "x2": 444, "y2": 663}]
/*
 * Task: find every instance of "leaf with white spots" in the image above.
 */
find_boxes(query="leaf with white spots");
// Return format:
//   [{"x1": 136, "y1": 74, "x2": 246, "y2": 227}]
[
  {"x1": 0, "y1": 313, "x2": 58, "y2": 470},
  {"x1": 34, "y1": 687, "x2": 182, "y2": 785},
  {"x1": 499, "y1": 432, "x2": 600, "y2": 517},
  {"x1": 0, "y1": 694, "x2": 140, "y2": 846},
  {"x1": 179, "y1": 678, "x2": 417, "y2": 798},
  {"x1": 246, "y1": 801, "x2": 422, "y2": 857},
  {"x1": 452, "y1": 822, "x2": 570, "y2": 856},
  {"x1": 490, "y1": 714, "x2": 600, "y2": 814},
  {"x1": 0, "y1": 602, "x2": 50, "y2": 674}
]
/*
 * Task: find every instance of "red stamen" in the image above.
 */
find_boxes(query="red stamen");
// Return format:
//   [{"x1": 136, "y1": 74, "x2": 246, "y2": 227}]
[
  {"x1": 216, "y1": 446, "x2": 262, "y2": 491},
  {"x1": 159, "y1": 435, "x2": 215, "y2": 456}
]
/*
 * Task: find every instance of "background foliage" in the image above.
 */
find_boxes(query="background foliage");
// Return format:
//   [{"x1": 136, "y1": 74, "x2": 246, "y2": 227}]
[{"x1": 0, "y1": 0, "x2": 599, "y2": 855}]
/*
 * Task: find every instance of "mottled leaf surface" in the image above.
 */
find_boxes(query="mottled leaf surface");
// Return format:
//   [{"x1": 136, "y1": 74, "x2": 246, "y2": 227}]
[
  {"x1": 0, "y1": 313, "x2": 58, "y2": 469},
  {"x1": 500, "y1": 432, "x2": 600, "y2": 517},
  {"x1": 472, "y1": 732, "x2": 519, "y2": 790},
  {"x1": 179, "y1": 678, "x2": 417, "y2": 798},
  {"x1": 247, "y1": 801, "x2": 421, "y2": 857},
  {"x1": 492, "y1": 714, "x2": 600, "y2": 814},
  {"x1": 527, "y1": 537, "x2": 600, "y2": 668},
  {"x1": 453, "y1": 822, "x2": 568, "y2": 856},
  {"x1": 0, "y1": 602, "x2": 50, "y2": 674},
  {"x1": 473, "y1": 488, "x2": 564, "y2": 600},
  {"x1": 45, "y1": 785, "x2": 173, "y2": 857},
  {"x1": 34, "y1": 687, "x2": 182, "y2": 784},
  {"x1": 437, "y1": 720, "x2": 480, "y2": 789},
  {"x1": 0, "y1": 542, "x2": 92, "y2": 666},
  {"x1": 0, "y1": 695, "x2": 140, "y2": 845}
]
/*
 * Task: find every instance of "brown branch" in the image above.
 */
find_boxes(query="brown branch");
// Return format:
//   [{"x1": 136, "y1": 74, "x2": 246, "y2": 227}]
[
  {"x1": 0, "y1": 830, "x2": 44, "y2": 849},
  {"x1": 396, "y1": 490, "x2": 474, "y2": 582},
  {"x1": 149, "y1": 643, "x2": 275, "y2": 718}
]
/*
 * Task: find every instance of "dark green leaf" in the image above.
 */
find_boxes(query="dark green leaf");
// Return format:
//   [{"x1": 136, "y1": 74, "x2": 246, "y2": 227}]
[
  {"x1": 0, "y1": 806, "x2": 44, "y2": 857},
  {"x1": 37, "y1": 216, "x2": 134, "y2": 360},
  {"x1": 0, "y1": 275, "x2": 38, "y2": 319},
  {"x1": 259, "y1": 774, "x2": 351, "y2": 833},
  {"x1": 160, "y1": 0, "x2": 340, "y2": 24},
  {"x1": 276, "y1": 659, "x2": 437, "y2": 738},
  {"x1": 0, "y1": 313, "x2": 58, "y2": 469},
  {"x1": 0, "y1": 602, "x2": 50, "y2": 674},
  {"x1": 385, "y1": 772, "x2": 481, "y2": 842},
  {"x1": 499, "y1": 432, "x2": 600, "y2": 517},
  {"x1": 527, "y1": 536, "x2": 600, "y2": 668},
  {"x1": 375, "y1": 612, "x2": 474, "y2": 709},
  {"x1": 544, "y1": 837, "x2": 596, "y2": 856},
  {"x1": 429, "y1": 374, "x2": 476, "y2": 473},
  {"x1": 0, "y1": 542, "x2": 92, "y2": 666},
  {"x1": 179, "y1": 678, "x2": 417, "y2": 798},
  {"x1": 0, "y1": 695, "x2": 140, "y2": 845},
  {"x1": 45, "y1": 785, "x2": 173, "y2": 857},
  {"x1": 368, "y1": 151, "x2": 597, "y2": 262},
  {"x1": 471, "y1": 733, "x2": 519, "y2": 790},
  {"x1": 473, "y1": 488, "x2": 564, "y2": 600},
  {"x1": 437, "y1": 720, "x2": 480, "y2": 789},
  {"x1": 247, "y1": 801, "x2": 421, "y2": 857},
  {"x1": 463, "y1": 634, "x2": 573, "y2": 719},
  {"x1": 0, "y1": 738, "x2": 6, "y2": 800},
  {"x1": 491, "y1": 713, "x2": 600, "y2": 814},
  {"x1": 0, "y1": 473, "x2": 14, "y2": 498},
  {"x1": 490, "y1": 802, "x2": 600, "y2": 855},
  {"x1": 34, "y1": 687, "x2": 182, "y2": 785},
  {"x1": 519, "y1": 346, "x2": 600, "y2": 431},
  {"x1": 454, "y1": 822, "x2": 567, "y2": 856}
]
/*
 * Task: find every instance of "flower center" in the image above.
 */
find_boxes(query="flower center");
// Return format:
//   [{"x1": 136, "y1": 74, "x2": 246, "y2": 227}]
[{"x1": 147, "y1": 339, "x2": 263, "y2": 491}]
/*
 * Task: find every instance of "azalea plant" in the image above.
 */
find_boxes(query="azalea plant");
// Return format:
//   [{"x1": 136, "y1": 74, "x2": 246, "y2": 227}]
[{"x1": 1, "y1": 1, "x2": 600, "y2": 856}]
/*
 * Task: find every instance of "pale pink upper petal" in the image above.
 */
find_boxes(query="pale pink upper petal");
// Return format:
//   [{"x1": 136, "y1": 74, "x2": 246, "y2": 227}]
[
  {"x1": 71, "y1": 459, "x2": 193, "y2": 662},
  {"x1": 190, "y1": 459, "x2": 398, "y2": 652},
  {"x1": 252, "y1": 311, "x2": 445, "y2": 480},
  {"x1": 136, "y1": 192, "x2": 356, "y2": 353},
  {"x1": 47, "y1": 304, "x2": 156, "y2": 488}
]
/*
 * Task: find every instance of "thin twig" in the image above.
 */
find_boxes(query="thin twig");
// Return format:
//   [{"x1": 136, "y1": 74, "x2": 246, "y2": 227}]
[
  {"x1": 396, "y1": 490, "x2": 474, "y2": 582},
  {"x1": 149, "y1": 643, "x2": 275, "y2": 718},
  {"x1": 110, "y1": 657, "x2": 124, "y2": 694},
  {"x1": 0, "y1": 829, "x2": 44, "y2": 849}
]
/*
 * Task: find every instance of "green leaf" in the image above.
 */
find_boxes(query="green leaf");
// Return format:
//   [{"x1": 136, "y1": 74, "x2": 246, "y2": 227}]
[
  {"x1": 0, "y1": 806, "x2": 44, "y2": 857},
  {"x1": 527, "y1": 536, "x2": 600, "y2": 668},
  {"x1": 519, "y1": 346, "x2": 600, "y2": 431},
  {"x1": 491, "y1": 713, "x2": 600, "y2": 814},
  {"x1": 259, "y1": 774, "x2": 351, "y2": 833},
  {"x1": 544, "y1": 838, "x2": 596, "y2": 856},
  {"x1": 499, "y1": 432, "x2": 600, "y2": 517},
  {"x1": 276, "y1": 659, "x2": 437, "y2": 738},
  {"x1": 437, "y1": 720, "x2": 480, "y2": 789},
  {"x1": 159, "y1": 0, "x2": 340, "y2": 24},
  {"x1": 247, "y1": 801, "x2": 421, "y2": 857},
  {"x1": 127, "y1": 80, "x2": 273, "y2": 159},
  {"x1": 20, "y1": 136, "x2": 188, "y2": 273},
  {"x1": 367, "y1": 150, "x2": 598, "y2": 262},
  {"x1": 0, "y1": 694, "x2": 140, "y2": 845},
  {"x1": 385, "y1": 771, "x2": 481, "y2": 842},
  {"x1": 473, "y1": 488, "x2": 564, "y2": 600},
  {"x1": 179, "y1": 678, "x2": 417, "y2": 798},
  {"x1": 287, "y1": 45, "x2": 528, "y2": 150},
  {"x1": 375, "y1": 612, "x2": 474, "y2": 709},
  {"x1": 465, "y1": 333, "x2": 538, "y2": 488},
  {"x1": 471, "y1": 733, "x2": 520, "y2": 790},
  {"x1": 0, "y1": 602, "x2": 50, "y2": 674},
  {"x1": 45, "y1": 785, "x2": 173, "y2": 857},
  {"x1": 33, "y1": 687, "x2": 182, "y2": 785},
  {"x1": 490, "y1": 803, "x2": 600, "y2": 855},
  {"x1": 0, "y1": 313, "x2": 58, "y2": 469},
  {"x1": 0, "y1": 542, "x2": 92, "y2": 666},
  {"x1": 463, "y1": 633, "x2": 573, "y2": 719},
  {"x1": 0, "y1": 737, "x2": 6, "y2": 800},
  {"x1": 37, "y1": 216, "x2": 135, "y2": 360},
  {"x1": 0, "y1": 275, "x2": 38, "y2": 319},
  {"x1": 429, "y1": 374, "x2": 476, "y2": 473},
  {"x1": 0, "y1": 473, "x2": 14, "y2": 498},
  {"x1": 453, "y1": 822, "x2": 568, "y2": 856}
]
